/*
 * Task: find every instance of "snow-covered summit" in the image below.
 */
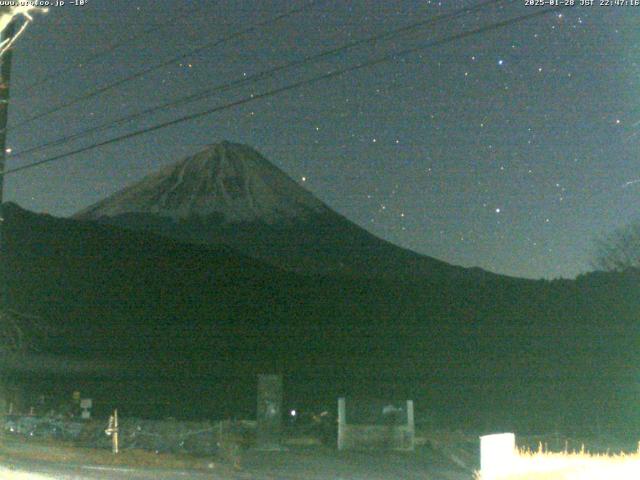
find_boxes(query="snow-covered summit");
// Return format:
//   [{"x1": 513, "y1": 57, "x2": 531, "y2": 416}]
[{"x1": 74, "y1": 141, "x2": 328, "y2": 224}]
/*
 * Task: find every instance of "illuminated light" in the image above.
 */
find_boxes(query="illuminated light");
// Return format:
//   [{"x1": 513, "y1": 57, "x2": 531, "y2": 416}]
[
  {"x1": 480, "y1": 433, "x2": 516, "y2": 478},
  {"x1": 290, "y1": 409, "x2": 296, "y2": 417},
  {"x1": 477, "y1": 433, "x2": 640, "y2": 479},
  {"x1": 0, "y1": 6, "x2": 48, "y2": 57}
]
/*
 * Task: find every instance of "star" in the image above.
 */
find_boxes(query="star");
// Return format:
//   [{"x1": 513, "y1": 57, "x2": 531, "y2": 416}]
[{"x1": 10, "y1": 0, "x2": 635, "y2": 280}]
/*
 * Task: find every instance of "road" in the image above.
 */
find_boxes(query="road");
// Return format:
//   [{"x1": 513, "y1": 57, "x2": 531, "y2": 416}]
[
  {"x1": 0, "y1": 445, "x2": 473, "y2": 479},
  {"x1": 0, "y1": 461, "x2": 241, "y2": 479}
]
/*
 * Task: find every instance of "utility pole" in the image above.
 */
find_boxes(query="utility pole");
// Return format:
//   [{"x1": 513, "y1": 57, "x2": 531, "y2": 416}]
[
  {"x1": 0, "y1": 19, "x2": 15, "y2": 413},
  {"x1": 0, "y1": 19, "x2": 15, "y2": 307}
]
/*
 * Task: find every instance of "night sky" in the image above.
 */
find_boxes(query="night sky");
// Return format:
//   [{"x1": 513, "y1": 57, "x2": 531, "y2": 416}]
[{"x1": 2, "y1": 1, "x2": 638, "y2": 279}]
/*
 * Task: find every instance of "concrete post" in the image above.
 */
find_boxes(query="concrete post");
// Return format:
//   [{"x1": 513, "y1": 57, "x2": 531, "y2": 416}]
[
  {"x1": 406, "y1": 400, "x2": 415, "y2": 451},
  {"x1": 337, "y1": 397, "x2": 346, "y2": 450},
  {"x1": 256, "y1": 374, "x2": 283, "y2": 451}
]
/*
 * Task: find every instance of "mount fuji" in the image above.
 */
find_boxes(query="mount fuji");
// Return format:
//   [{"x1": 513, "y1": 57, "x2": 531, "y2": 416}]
[{"x1": 74, "y1": 141, "x2": 490, "y2": 280}]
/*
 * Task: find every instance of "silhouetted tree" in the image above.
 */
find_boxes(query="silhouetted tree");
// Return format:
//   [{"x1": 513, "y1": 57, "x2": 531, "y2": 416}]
[{"x1": 593, "y1": 222, "x2": 640, "y2": 271}]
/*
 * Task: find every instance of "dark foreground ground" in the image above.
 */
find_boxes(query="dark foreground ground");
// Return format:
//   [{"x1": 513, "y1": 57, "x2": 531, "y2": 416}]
[{"x1": 0, "y1": 439, "x2": 473, "y2": 479}]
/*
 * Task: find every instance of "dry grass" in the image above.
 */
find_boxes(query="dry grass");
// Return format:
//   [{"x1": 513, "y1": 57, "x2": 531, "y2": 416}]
[{"x1": 475, "y1": 445, "x2": 640, "y2": 480}]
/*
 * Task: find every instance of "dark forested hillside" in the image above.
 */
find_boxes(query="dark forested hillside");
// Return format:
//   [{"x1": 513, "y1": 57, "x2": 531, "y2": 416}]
[{"x1": 3, "y1": 203, "x2": 639, "y2": 434}]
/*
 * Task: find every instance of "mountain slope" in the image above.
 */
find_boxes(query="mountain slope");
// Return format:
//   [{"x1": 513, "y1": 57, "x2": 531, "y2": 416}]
[
  {"x1": 74, "y1": 141, "x2": 491, "y2": 280},
  {"x1": 6, "y1": 202, "x2": 640, "y2": 432}
]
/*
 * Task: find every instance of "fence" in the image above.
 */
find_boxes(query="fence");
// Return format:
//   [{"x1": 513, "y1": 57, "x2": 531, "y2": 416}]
[
  {"x1": 337, "y1": 397, "x2": 415, "y2": 451},
  {"x1": 1, "y1": 414, "x2": 254, "y2": 457}
]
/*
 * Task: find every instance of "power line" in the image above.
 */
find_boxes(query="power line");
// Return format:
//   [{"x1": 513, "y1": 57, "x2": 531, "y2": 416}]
[
  {"x1": 17, "y1": 3, "x2": 212, "y2": 95},
  {"x1": 6, "y1": 1, "x2": 316, "y2": 132},
  {"x1": 3, "y1": 5, "x2": 572, "y2": 178},
  {"x1": 10, "y1": 0, "x2": 506, "y2": 161}
]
